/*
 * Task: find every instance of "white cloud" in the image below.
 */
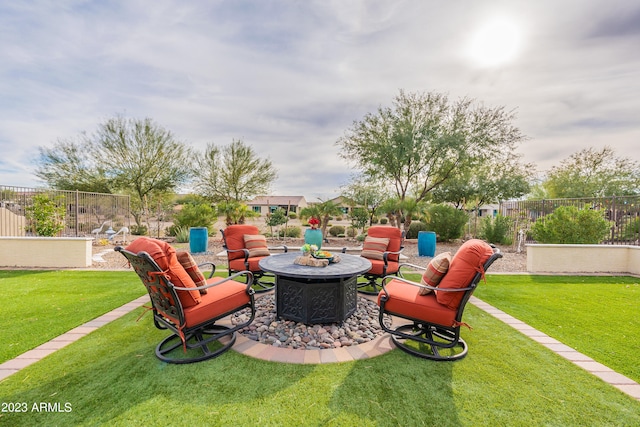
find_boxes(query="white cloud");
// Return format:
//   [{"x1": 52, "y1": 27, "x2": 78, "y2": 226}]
[{"x1": 0, "y1": 0, "x2": 638, "y2": 198}]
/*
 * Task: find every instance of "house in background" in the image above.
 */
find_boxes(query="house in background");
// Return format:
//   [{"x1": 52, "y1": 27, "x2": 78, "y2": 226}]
[
  {"x1": 247, "y1": 196, "x2": 308, "y2": 216},
  {"x1": 327, "y1": 196, "x2": 354, "y2": 216},
  {"x1": 477, "y1": 204, "x2": 499, "y2": 218}
]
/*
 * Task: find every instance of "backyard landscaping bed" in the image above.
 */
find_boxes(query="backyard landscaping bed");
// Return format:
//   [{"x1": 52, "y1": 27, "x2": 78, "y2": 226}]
[{"x1": 92, "y1": 236, "x2": 528, "y2": 273}]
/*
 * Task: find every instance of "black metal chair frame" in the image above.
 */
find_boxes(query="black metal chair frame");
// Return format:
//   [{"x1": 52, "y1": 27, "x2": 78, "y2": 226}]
[
  {"x1": 357, "y1": 248, "x2": 404, "y2": 295},
  {"x1": 378, "y1": 247, "x2": 502, "y2": 361},
  {"x1": 220, "y1": 228, "x2": 288, "y2": 293},
  {"x1": 116, "y1": 246, "x2": 256, "y2": 364}
]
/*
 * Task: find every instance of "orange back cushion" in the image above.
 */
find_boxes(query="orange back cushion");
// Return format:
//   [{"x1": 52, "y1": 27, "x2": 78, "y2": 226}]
[
  {"x1": 222, "y1": 225, "x2": 261, "y2": 260},
  {"x1": 366, "y1": 226, "x2": 403, "y2": 262},
  {"x1": 436, "y1": 239, "x2": 493, "y2": 310},
  {"x1": 125, "y1": 237, "x2": 201, "y2": 308}
]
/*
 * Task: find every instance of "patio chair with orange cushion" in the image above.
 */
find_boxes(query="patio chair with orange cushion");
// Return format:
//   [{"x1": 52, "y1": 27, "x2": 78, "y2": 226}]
[
  {"x1": 377, "y1": 239, "x2": 502, "y2": 361},
  {"x1": 220, "y1": 224, "x2": 287, "y2": 293},
  {"x1": 116, "y1": 237, "x2": 255, "y2": 364},
  {"x1": 357, "y1": 226, "x2": 404, "y2": 295}
]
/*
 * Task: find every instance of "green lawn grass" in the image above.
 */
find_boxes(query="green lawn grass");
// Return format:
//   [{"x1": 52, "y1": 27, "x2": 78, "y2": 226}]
[
  {"x1": 1, "y1": 272, "x2": 639, "y2": 425},
  {"x1": 0, "y1": 303, "x2": 638, "y2": 426},
  {"x1": 472, "y1": 274, "x2": 640, "y2": 383},
  {"x1": 0, "y1": 270, "x2": 145, "y2": 363}
]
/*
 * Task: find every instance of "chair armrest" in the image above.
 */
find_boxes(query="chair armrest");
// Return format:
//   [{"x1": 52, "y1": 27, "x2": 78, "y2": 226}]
[
  {"x1": 379, "y1": 274, "x2": 473, "y2": 300},
  {"x1": 198, "y1": 262, "x2": 216, "y2": 279},
  {"x1": 382, "y1": 249, "x2": 404, "y2": 263},
  {"x1": 398, "y1": 263, "x2": 426, "y2": 277},
  {"x1": 173, "y1": 270, "x2": 255, "y2": 295},
  {"x1": 226, "y1": 248, "x2": 250, "y2": 261},
  {"x1": 268, "y1": 244, "x2": 288, "y2": 253}
]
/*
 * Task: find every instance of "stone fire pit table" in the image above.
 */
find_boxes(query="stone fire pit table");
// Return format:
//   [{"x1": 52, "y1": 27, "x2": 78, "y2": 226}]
[{"x1": 259, "y1": 252, "x2": 372, "y2": 324}]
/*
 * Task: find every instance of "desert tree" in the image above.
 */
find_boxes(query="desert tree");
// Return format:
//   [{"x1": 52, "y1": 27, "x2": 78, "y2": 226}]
[
  {"x1": 542, "y1": 146, "x2": 640, "y2": 198},
  {"x1": 35, "y1": 115, "x2": 192, "y2": 230},
  {"x1": 337, "y1": 90, "x2": 527, "y2": 228},
  {"x1": 193, "y1": 139, "x2": 278, "y2": 203}
]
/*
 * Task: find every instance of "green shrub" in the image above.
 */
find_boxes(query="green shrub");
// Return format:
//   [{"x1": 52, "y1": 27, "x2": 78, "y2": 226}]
[
  {"x1": 288, "y1": 212, "x2": 297, "y2": 219},
  {"x1": 531, "y1": 205, "x2": 610, "y2": 244},
  {"x1": 405, "y1": 221, "x2": 428, "y2": 239},
  {"x1": 379, "y1": 217, "x2": 388, "y2": 225},
  {"x1": 621, "y1": 217, "x2": 640, "y2": 241},
  {"x1": 278, "y1": 226, "x2": 301, "y2": 238},
  {"x1": 426, "y1": 204, "x2": 468, "y2": 242},
  {"x1": 479, "y1": 214, "x2": 513, "y2": 245},
  {"x1": 171, "y1": 203, "x2": 216, "y2": 235},
  {"x1": 25, "y1": 194, "x2": 66, "y2": 237},
  {"x1": 130, "y1": 224, "x2": 148, "y2": 236},
  {"x1": 173, "y1": 226, "x2": 190, "y2": 243},
  {"x1": 346, "y1": 226, "x2": 357, "y2": 238},
  {"x1": 329, "y1": 225, "x2": 345, "y2": 237}
]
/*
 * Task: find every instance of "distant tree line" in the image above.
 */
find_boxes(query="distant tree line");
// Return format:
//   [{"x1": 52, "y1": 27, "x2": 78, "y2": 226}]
[{"x1": 34, "y1": 91, "x2": 639, "y2": 238}]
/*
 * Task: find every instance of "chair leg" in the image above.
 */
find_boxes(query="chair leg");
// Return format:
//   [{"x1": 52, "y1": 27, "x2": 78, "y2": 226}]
[
  {"x1": 387, "y1": 323, "x2": 468, "y2": 361},
  {"x1": 252, "y1": 274, "x2": 275, "y2": 293},
  {"x1": 155, "y1": 325, "x2": 237, "y2": 364},
  {"x1": 357, "y1": 275, "x2": 382, "y2": 295}
]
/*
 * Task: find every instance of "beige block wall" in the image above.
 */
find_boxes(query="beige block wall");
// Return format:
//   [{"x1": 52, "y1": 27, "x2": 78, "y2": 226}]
[
  {"x1": 0, "y1": 237, "x2": 93, "y2": 268},
  {"x1": 527, "y1": 244, "x2": 640, "y2": 275},
  {"x1": 0, "y1": 207, "x2": 25, "y2": 236}
]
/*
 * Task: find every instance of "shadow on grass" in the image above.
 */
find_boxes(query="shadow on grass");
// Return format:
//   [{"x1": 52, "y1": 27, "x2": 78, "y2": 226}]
[{"x1": 1, "y1": 305, "x2": 639, "y2": 426}]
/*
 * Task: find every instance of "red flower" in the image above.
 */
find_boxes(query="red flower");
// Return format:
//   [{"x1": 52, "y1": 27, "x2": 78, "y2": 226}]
[{"x1": 308, "y1": 218, "x2": 320, "y2": 226}]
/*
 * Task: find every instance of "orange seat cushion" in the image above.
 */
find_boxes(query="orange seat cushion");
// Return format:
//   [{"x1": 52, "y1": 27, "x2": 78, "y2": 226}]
[
  {"x1": 436, "y1": 239, "x2": 494, "y2": 310},
  {"x1": 377, "y1": 278, "x2": 457, "y2": 327},
  {"x1": 223, "y1": 225, "x2": 261, "y2": 261},
  {"x1": 125, "y1": 237, "x2": 202, "y2": 308},
  {"x1": 183, "y1": 277, "x2": 250, "y2": 328},
  {"x1": 367, "y1": 259, "x2": 400, "y2": 276},
  {"x1": 229, "y1": 257, "x2": 264, "y2": 272}
]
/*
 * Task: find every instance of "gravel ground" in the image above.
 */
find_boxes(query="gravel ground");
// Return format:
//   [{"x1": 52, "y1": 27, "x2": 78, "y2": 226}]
[{"x1": 95, "y1": 236, "x2": 527, "y2": 273}]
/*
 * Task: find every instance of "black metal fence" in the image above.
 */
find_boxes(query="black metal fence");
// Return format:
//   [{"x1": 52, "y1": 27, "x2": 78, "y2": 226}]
[
  {"x1": 0, "y1": 185, "x2": 130, "y2": 238},
  {"x1": 500, "y1": 196, "x2": 640, "y2": 246}
]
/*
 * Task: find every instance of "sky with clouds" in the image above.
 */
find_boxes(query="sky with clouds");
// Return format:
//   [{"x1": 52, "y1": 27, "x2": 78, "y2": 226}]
[{"x1": 1, "y1": 0, "x2": 639, "y2": 201}]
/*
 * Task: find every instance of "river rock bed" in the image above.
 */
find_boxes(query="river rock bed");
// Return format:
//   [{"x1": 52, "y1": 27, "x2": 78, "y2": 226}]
[{"x1": 230, "y1": 294, "x2": 391, "y2": 350}]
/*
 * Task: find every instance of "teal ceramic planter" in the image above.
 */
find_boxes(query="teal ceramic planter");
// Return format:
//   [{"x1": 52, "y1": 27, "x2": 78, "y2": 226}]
[{"x1": 304, "y1": 228, "x2": 323, "y2": 250}]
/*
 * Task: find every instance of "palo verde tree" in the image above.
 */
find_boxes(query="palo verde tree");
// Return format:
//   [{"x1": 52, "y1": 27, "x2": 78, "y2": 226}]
[
  {"x1": 35, "y1": 134, "x2": 112, "y2": 193},
  {"x1": 432, "y1": 151, "x2": 534, "y2": 209},
  {"x1": 193, "y1": 139, "x2": 278, "y2": 203},
  {"x1": 95, "y1": 116, "x2": 192, "y2": 229},
  {"x1": 337, "y1": 90, "x2": 527, "y2": 229},
  {"x1": 542, "y1": 146, "x2": 640, "y2": 198},
  {"x1": 35, "y1": 115, "x2": 192, "y2": 230}
]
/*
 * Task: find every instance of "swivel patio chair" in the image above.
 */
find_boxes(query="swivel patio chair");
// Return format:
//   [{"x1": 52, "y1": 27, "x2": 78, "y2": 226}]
[
  {"x1": 116, "y1": 237, "x2": 256, "y2": 364},
  {"x1": 377, "y1": 239, "x2": 502, "y2": 361},
  {"x1": 357, "y1": 226, "x2": 404, "y2": 295},
  {"x1": 220, "y1": 224, "x2": 287, "y2": 293}
]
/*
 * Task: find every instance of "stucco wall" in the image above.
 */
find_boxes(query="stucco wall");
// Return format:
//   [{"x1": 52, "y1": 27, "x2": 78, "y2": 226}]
[
  {"x1": 0, "y1": 237, "x2": 93, "y2": 268},
  {"x1": 527, "y1": 244, "x2": 640, "y2": 275}
]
